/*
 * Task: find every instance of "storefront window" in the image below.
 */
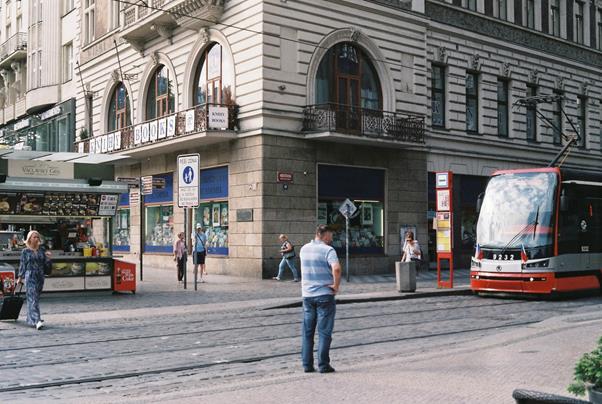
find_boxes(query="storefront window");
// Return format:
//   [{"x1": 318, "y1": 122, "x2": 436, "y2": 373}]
[
  {"x1": 194, "y1": 166, "x2": 229, "y2": 255},
  {"x1": 194, "y1": 42, "x2": 235, "y2": 106},
  {"x1": 145, "y1": 205, "x2": 174, "y2": 253},
  {"x1": 144, "y1": 173, "x2": 174, "y2": 253},
  {"x1": 108, "y1": 82, "x2": 131, "y2": 131},
  {"x1": 145, "y1": 65, "x2": 175, "y2": 120},
  {"x1": 195, "y1": 202, "x2": 228, "y2": 255},
  {"x1": 318, "y1": 165, "x2": 385, "y2": 255},
  {"x1": 112, "y1": 193, "x2": 130, "y2": 252},
  {"x1": 112, "y1": 208, "x2": 130, "y2": 251}
]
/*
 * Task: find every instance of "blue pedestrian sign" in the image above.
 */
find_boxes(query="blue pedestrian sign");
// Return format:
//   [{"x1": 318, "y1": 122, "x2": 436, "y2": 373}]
[
  {"x1": 182, "y1": 166, "x2": 194, "y2": 184},
  {"x1": 177, "y1": 154, "x2": 200, "y2": 208}
]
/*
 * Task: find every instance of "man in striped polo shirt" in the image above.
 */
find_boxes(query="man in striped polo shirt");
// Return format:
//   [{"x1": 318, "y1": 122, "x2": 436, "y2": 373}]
[{"x1": 299, "y1": 224, "x2": 342, "y2": 374}]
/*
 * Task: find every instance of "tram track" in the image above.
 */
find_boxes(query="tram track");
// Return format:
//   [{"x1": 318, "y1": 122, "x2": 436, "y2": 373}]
[
  {"x1": 2, "y1": 298, "x2": 596, "y2": 373},
  {"x1": 0, "y1": 319, "x2": 540, "y2": 393},
  {"x1": 0, "y1": 298, "x2": 529, "y2": 352},
  {"x1": 0, "y1": 306, "x2": 537, "y2": 370}
]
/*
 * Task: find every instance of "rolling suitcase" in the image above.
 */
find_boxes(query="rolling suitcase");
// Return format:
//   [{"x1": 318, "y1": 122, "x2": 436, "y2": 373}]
[{"x1": 0, "y1": 284, "x2": 24, "y2": 321}]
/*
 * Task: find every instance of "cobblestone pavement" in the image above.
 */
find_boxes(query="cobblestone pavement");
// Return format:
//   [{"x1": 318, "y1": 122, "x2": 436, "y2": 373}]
[
  {"x1": 0, "y1": 280, "x2": 600, "y2": 403},
  {"x1": 28, "y1": 266, "x2": 471, "y2": 316}
]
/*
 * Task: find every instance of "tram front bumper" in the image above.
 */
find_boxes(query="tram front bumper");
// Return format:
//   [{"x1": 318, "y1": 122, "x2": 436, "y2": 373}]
[{"x1": 470, "y1": 271, "x2": 554, "y2": 294}]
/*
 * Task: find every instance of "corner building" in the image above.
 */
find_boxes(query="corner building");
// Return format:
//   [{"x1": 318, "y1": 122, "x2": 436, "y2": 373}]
[{"x1": 76, "y1": 0, "x2": 430, "y2": 277}]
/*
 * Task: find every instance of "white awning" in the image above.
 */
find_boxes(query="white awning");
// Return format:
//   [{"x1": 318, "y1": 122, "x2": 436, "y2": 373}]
[{"x1": 0, "y1": 150, "x2": 134, "y2": 165}]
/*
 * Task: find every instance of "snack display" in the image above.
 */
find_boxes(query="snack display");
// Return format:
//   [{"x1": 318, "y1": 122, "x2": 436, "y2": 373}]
[{"x1": 42, "y1": 193, "x2": 100, "y2": 217}]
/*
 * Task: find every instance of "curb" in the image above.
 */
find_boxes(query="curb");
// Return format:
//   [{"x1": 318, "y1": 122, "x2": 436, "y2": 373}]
[{"x1": 263, "y1": 287, "x2": 473, "y2": 309}]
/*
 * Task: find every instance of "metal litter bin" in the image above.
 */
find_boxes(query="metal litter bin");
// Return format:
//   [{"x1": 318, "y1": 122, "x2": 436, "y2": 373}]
[{"x1": 396, "y1": 261, "x2": 416, "y2": 292}]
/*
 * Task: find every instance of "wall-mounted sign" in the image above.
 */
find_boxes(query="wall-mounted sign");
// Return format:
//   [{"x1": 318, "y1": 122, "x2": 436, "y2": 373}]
[
  {"x1": 39, "y1": 106, "x2": 62, "y2": 121},
  {"x1": 185, "y1": 110, "x2": 195, "y2": 133},
  {"x1": 277, "y1": 172, "x2": 293, "y2": 183},
  {"x1": 436, "y1": 172, "x2": 449, "y2": 188},
  {"x1": 98, "y1": 194, "x2": 119, "y2": 216},
  {"x1": 149, "y1": 121, "x2": 158, "y2": 142},
  {"x1": 129, "y1": 188, "x2": 140, "y2": 207},
  {"x1": 141, "y1": 176, "x2": 153, "y2": 195},
  {"x1": 8, "y1": 160, "x2": 74, "y2": 180},
  {"x1": 14, "y1": 118, "x2": 30, "y2": 131},
  {"x1": 158, "y1": 119, "x2": 167, "y2": 139},
  {"x1": 208, "y1": 106, "x2": 228, "y2": 129},
  {"x1": 236, "y1": 208, "x2": 253, "y2": 222},
  {"x1": 436, "y1": 189, "x2": 450, "y2": 211}
]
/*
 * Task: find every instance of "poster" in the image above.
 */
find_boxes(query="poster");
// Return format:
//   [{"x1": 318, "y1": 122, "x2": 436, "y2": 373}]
[
  {"x1": 361, "y1": 203, "x2": 373, "y2": 225},
  {"x1": 317, "y1": 202, "x2": 327, "y2": 225},
  {"x1": 212, "y1": 203, "x2": 221, "y2": 227}
]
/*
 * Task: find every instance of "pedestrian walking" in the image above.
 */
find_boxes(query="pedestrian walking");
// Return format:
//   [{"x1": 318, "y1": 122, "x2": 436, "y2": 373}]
[
  {"x1": 299, "y1": 224, "x2": 342, "y2": 374},
  {"x1": 173, "y1": 232, "x2": 186, "y2": 283},
  {"x1": 273, "y1": 234, "x2": 299, "y2": 282},
  {"x1": 401, "y1": 231, "x2": 421, "y2": 263},
  {"x1": 193, "y1": 224, "x2": 207, "y2": 282},
  {"x1": 15, "y1": 231, "x2": 51, "y2": 330}
]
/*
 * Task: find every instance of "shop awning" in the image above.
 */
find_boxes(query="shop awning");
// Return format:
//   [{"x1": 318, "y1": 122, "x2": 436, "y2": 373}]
[
  {"x1": 0, "y1": 177, "x2": 128, "y2": 194},
  {"x1": 0, "y1": 150, "x2": 134, "y2": 165}
]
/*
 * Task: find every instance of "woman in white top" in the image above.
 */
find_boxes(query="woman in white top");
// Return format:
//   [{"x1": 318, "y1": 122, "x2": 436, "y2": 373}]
[{"x1": 401, "y1": 231, "x2": 421, "y2": 263}]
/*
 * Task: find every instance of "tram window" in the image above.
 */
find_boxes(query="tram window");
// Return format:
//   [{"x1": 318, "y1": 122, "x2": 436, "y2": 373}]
[{"x1": 560, "y1": 183, "x2": 602, "y2": 254}]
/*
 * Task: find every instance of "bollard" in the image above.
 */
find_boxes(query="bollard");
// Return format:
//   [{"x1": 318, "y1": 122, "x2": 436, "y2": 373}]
[{"x1": 396, "y1": 261, "x2": 416, "y2": 292}]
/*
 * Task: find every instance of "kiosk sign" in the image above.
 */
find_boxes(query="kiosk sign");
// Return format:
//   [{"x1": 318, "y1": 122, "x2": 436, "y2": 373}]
[{"x1": 177, "y1": 154, "x2": 200, "y2": 208}]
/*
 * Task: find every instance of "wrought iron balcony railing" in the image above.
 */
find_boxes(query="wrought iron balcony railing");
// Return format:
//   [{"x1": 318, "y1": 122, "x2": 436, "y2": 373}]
[
  {"x1": 75, "y1": 103, "x2": 238, "y2": 154},
  {"x1": 303, "y1": 103, "x2": 425, "y2": 143},
  {"x1": 0, "y1": 32, "x2": 27, "y2": 62}
]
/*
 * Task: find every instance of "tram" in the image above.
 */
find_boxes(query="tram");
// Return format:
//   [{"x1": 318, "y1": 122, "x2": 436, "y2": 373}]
[{"x1": 470, "y1": 166, "x2": 602, "y2": 296}]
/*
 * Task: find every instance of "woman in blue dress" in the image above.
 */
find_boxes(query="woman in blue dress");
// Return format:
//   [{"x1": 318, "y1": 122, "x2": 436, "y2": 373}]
[{"x1": 16, "y1": 231, "x2": 52, "y2": 330}]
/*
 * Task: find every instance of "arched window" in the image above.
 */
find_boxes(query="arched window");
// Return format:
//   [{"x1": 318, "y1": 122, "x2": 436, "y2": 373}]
[
  {"x1": 146, "y1": 65, "x2": 175, "y2": 119},
  {"x1": 193, "y1": 42, "x2": 234, "y2": 106},
  {"x1": 108, "y1": 82, "x2": 131, "y2": 131},
  {"x1": 315, "y1": 42, "x2": 382, "y2": 110}
]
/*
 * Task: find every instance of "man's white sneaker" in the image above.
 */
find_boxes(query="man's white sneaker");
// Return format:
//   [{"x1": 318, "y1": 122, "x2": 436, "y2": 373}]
[{"x1": 35, "y1": 321, "x2": 44, "y2": 330}]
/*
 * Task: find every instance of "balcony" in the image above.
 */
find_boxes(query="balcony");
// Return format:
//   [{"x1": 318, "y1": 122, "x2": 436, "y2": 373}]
[
  {"x1": 75, "y1": 103, "x2": 238, "y2": 159},
  {"x1": 0, "y1": 33, "x2": 27, "y2": 67},
  {"x1": 121, "y1": 0, "x2": 227, "y2": 52},
  {"x1": 303, "y1": 104, "x2": 425, "y2": 146}
]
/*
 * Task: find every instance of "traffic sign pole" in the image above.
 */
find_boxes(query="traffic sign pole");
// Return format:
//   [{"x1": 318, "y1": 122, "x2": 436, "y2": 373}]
[{"x1": 345, "y1": 208, "x2": 350, "y2": 282}]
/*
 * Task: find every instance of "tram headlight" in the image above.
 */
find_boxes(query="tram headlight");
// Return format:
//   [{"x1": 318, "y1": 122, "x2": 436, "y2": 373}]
[{"x1": 525, "y1": 259, "x2": 549, "y2": 268}]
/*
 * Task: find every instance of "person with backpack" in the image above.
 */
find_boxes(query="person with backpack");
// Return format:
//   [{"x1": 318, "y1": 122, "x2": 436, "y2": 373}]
[
  {"x1": 193, "y1": 224, "x2": 207, "y2": 283},
  {"x1": 273, "y1": 234, "x2": 299, "y2": 282}
]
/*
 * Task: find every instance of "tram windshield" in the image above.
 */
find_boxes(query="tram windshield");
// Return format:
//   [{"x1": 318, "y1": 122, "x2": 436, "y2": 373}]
[{"x1": 477, "y1": 172, "x2": 557, "y2": 249}]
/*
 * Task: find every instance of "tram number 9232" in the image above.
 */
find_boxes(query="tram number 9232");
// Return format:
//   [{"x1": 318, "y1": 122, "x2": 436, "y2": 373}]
[{"x1": 492, "y1": 254, "x2": 515, "y2": 261}]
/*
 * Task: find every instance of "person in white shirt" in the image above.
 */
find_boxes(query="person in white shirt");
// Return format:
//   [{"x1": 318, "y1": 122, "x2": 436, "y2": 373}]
[{"x1": 401, "y1": 231, "x2": 421, "y2": 263}]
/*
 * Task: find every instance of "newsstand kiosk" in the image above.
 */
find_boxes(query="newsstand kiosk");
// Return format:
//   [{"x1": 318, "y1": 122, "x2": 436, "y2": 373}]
[{"x1": 0, "y1": 151, "x2": 135, "y2": 294}]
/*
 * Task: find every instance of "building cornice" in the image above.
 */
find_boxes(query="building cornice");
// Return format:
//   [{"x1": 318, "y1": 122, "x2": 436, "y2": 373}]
[{"x1": 426, "y1": 1, "x2": 602, "y2": 69}]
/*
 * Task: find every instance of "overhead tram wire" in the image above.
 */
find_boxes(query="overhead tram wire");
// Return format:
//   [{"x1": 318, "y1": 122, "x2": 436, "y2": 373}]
[{"x1": 114, "y1": 0, "x2": 520, "y2": 94}]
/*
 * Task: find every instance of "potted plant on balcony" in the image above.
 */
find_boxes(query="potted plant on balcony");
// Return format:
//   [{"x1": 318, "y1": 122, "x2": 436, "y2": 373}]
[
  {"x1": 78, "y1": 128, "x2": 89, "y2": 141},
  {"x1": 568, "y1": 336, "x2": 602, "y2": 403}
]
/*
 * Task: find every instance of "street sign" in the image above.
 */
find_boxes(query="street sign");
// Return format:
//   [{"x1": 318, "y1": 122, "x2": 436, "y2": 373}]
[
  {"x1": 277, "y1": 172, "x2": 293, "y2": 183},
  {"x1": 177, "y1": 153, "x2": 200, "y2": 208},
  {"x1": 152, "y1": 177, "x2": 166, "y2": 189},
  {"x1": 129, "y1": 188, "x2": 140, "y2": 207},
  {"x1": 117, "y1": 177, "x2": 139, "y2": 186},
  {"x1": 339, "y1": 198, "x2": 357, "y2": 218},
  {"x1": 141, "y1": 176, "x2": 153, "y2": 195}
]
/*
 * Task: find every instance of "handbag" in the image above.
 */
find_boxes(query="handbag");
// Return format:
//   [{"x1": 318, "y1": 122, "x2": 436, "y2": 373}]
[{"x1": 43, "y1": 260, "x2": 52, "y2": 276}]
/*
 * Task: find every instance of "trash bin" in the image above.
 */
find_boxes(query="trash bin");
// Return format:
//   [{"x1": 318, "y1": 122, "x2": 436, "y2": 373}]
[{"x1": 396, "y1": 261, "x2": 416, "y2": 292}]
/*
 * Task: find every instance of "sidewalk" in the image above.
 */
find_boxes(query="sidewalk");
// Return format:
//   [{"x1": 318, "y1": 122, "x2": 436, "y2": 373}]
[{"x1": 29, "y1": 266, "x2": 470, "y2": 323}]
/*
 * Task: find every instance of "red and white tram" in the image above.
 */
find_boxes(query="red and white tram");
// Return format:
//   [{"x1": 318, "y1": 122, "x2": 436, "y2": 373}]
[{"x1": 471, "y1": 166, "x2": 602, "y2": 296}]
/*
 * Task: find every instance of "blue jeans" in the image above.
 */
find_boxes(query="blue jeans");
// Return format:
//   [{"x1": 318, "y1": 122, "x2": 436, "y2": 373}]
[
  {"x1": 302, "y1": 294, "x2": 336, "y2": 371},
  {"x1": 277, "y1": 257, "x2": 299, "y2": 280}
]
